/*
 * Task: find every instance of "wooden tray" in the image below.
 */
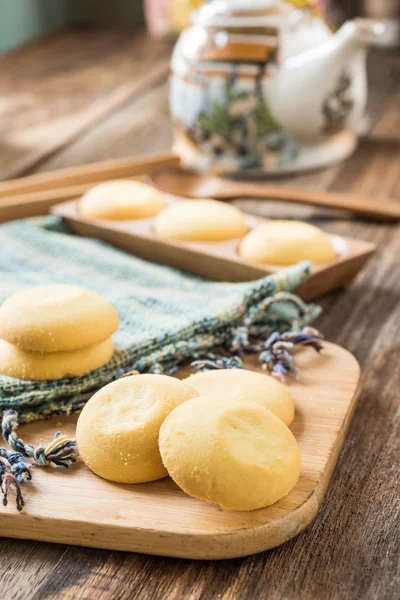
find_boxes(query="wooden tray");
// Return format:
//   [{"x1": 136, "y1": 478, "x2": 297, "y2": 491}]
[
  {"x1": 54, "y1": 197, "x2": 376, "y2": 301},
  {"x1": 0, "y1": 343, "x2": 361, "y2": 560}
]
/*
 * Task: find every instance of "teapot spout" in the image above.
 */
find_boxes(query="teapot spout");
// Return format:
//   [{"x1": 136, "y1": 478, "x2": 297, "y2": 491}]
[
  {"x1": 266, "y1": 19, "x2": 393, "y2": 142},
  {"x1": 350, "y1": 18, "x2": 399, "y2": 48}
]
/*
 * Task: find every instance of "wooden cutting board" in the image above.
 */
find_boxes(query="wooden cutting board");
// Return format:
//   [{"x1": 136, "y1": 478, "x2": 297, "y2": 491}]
[{"x1": 0, "y1": 342, "x2": 361, "y2": 560}]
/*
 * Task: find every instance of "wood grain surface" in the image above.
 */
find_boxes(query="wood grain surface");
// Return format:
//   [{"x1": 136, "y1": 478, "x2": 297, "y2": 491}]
[
  {"x1": 0, "y1": 345, "x2": 361, "y2": 560},
  {"x1": 0, "y1": 27, "x2": 171, "y2": 180},
  {"x1": 0, "y1": 30, "x2": 399, "y2": 599}
]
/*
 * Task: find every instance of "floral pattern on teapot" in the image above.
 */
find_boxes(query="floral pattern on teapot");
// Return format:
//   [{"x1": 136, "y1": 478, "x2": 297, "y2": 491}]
[
  {"x1": 169, "y1": 0, "x2": 392, "y2": 174},
  {"x1": 192, "y1": 76, "x2": 299, "y2": 171}
]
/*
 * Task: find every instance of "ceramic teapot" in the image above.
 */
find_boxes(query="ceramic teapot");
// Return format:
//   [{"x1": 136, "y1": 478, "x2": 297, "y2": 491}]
[{"x1": 169, "y1": 0, "x2": 394, "y2": 174}]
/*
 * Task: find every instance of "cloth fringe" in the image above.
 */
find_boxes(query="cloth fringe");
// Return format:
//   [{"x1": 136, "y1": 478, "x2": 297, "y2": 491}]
[{"x1": 0, "y1": 410, "x2": 78, "y2": 511}]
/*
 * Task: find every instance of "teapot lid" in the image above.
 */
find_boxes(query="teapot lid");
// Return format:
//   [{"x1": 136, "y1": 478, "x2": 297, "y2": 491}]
[
  {"x1": 192, "y1": 0, "x2": 324, "y2": 27},
  {"x1": 192, "y1": 0, "x2": 301, "y2": 27}
]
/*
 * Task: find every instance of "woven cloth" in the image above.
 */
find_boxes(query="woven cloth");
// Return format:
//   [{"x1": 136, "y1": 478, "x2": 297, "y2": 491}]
[{"x1": 0, "y1": 216, "x2": 320, "y2": 422}]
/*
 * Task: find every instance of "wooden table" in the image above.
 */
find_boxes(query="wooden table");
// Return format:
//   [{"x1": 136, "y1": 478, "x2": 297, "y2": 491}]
[{"x1": 0, "y1": 27, "x2": 399, "y2": 600}]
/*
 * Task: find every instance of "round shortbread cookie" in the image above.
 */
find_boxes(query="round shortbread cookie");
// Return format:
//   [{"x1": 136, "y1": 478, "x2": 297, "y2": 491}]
[
  {"x1": 184, "y1": 368, "x2": 294, "y2": 426},
  {"x1": 79, "y1": 180, "x2": 166, "y2": 220},
  {"x1": 239, "y1": 220, "x2": 336, "y2": 265},
  {"x1": 0, "y1": 338, "x2": 114, "y2": 381},
  {"x1": 0, "y1": 285, "x2": 119, "y2": 352},
  {"x1": 159, "y1": 395, "x2": 301, "y2": 511},
  {"x1": 153, "y1": 199, "x2": 249, "y2": 242},
  {"x1": 76, "y1": 374, "x2": 198, "y2": 484}
]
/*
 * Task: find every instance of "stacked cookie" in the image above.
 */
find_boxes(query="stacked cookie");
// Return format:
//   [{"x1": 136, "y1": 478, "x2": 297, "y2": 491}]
[{"x1": 0, "y1": 285, "x2": 118, "y2": 380}]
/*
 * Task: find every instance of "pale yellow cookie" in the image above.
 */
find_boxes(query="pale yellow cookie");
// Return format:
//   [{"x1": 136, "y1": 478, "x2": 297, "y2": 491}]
[
  {"x1": 184, "y1": 368, "x2": 294, "y2": 426},
  {"x1": 239, "y1": 220, "x2": 336, "y2": 265},
  {"x1": 154, "y1": 199, "x2": 249, "y2": 242},
  {"x1": 79, "y1": 180, "x2": 166, "y2": 220},
  {"x1": 0, "y1": 285, "x2": 119, "y2": 352},
  {"x1": 0, "y1": 338, "x2": 114, "y2": 381},
  {"x1": 159, "y1": 395, "x2": 301, "y2": 511},
  {"x1": 76, "y1": 374, "x2": 198, "y2": 484}
]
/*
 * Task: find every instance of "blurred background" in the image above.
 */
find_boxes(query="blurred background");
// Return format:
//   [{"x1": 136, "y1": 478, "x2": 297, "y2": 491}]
[
  {"x1": 0, "y1": 0, "x2": 397, "y2": 185},
  {"x1": 1, "y1": 0, "x2": 399, "y2": 52}
]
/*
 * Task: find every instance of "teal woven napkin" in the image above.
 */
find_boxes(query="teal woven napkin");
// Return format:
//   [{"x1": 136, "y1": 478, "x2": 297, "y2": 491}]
[{"x1": 0, "y1": 216, "x2": 320, "y2": 422}]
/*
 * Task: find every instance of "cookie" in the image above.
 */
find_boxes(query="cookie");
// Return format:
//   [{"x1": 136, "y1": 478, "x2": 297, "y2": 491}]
[
  {"x1": 184, "y1": 368, "x2": 294, "y2": 426},
  {"x1": 159, "y1": 395, "x2": 301, "y2": 511},
  {"x1": 76, "y1": 374, "x2": 198, "y2": 484},
  {"x1": 0, "y1": 338, "x2": 114, "y2": 381},
  {"x1": 154, "y1": 199, "x2": 249, "y2": 241},
  {"x1": 79, "y1": 180, "x2": 166, "y2": 220},
  {"x1": 239, "y1": 220, "x2": 336, "y2": 265},
  {"x1": 0, "y1": 285, "x2": 119, "y2": 352}
]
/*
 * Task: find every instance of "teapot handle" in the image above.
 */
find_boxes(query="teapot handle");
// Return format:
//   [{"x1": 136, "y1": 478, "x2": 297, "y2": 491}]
[{"x1": 353, "y1": 18, "x2": 399, "y2": 48}]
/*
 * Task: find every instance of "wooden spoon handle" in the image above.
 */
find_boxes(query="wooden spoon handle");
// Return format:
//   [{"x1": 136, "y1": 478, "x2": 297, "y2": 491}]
[
  {"x1": 0, "y1": 153, "x2": 180, "y2": 223},
  {"x1": 0, "y1": 152, "x2": 179, "y2": 199},
  {"x1": 229, "y1": 182, "x2": 400, "y2": 221}
]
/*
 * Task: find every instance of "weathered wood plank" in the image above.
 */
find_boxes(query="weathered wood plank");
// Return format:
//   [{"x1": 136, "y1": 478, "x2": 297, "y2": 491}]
[
  {"x1": 33, "y1": 81, "x2": 173, "y2": 173},
  {"x1": 0, "y1": 540, "x2": 67, "y2": 600},
  {"x1": 0, "y1": 28, "x2": 171, "y2": 181}
]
